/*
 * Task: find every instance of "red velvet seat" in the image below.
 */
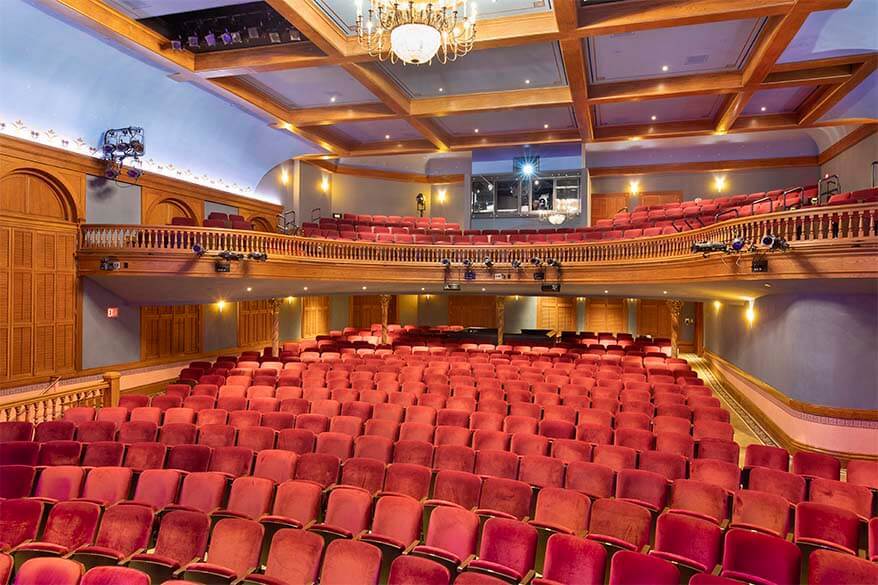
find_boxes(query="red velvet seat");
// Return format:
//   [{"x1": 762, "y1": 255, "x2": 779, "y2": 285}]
[
  {"x1": 173, "y1": 471, "x2": 227, "y2": 514},
  {"x1": 586, "y1": 497, "x2": 651, "y2": 552},
  {"x1": 476, "y1": 477, "x2": 532, "y2": 520},
  {"x1": 244, "y1": 528, "x2": 324, "y2": 585},
  {"x1": 71, "y1": 503, "x2": 154, "y2": 566},
  {"x1": 794, "y1": 501, "x2": 860, "y2": 555},
  {"x1": 383, "y1": 462, "x2": 431, "y2": 500},
  {"x1": 0, "y1": 498, "x2": 43, "y2": 549},
  {"x1": 464, "y1": 517, "x2": 537, "y2": 583},
  {"x1": 184, "y1": 518, "x2": 265, "y2": 583},
  {"x1": 608, "y1": 551, "x2": 680, "y2": 585},
  {"x1": 0, "y1": 464, "x2": 36, "y2": 498},
  {"x1": 649, "y1": 512, "x2": 722, "y2": 574},
  {"x1": 808, "y1": 549, "x2": 878, "y2": 585},
  {"x1": 319, "y1": 539, "x2": 382, "y2": 585},
  {"x1": 14, "y1": 558, "x2": 84, "y2": 585},
  {"x1": 565, "y1": 461, "x2": 615, "y2": 499},
  {"x1": 15, "y1": 500, "x2": 101, "y2": 556},
  {"x1": 533, "y1": 534, "x2": 606, "y2": 585},
  {"x1": 720, "y1": 527, "x2": 801, "y2": 585}
]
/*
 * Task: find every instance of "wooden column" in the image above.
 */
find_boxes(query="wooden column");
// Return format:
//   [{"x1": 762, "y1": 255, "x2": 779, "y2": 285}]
[
  {"x1": 380, "y1": 294, "x2": 391, "y2": 344},
  {"x1": 496, "y1": 296, "x2": 505, "y2": 345},
  {"x1": 271, "y1": 298, "x2": 282, "y2": 357},
  {"x1": 103, "y1": 372, "x2": 121, "y2": 407},
  {"x1": 667, "y1": 299, "x2": 684, "y2": 357},
  {"x1": 694, "y1": 302, "x2": 704, "y2": 356}
]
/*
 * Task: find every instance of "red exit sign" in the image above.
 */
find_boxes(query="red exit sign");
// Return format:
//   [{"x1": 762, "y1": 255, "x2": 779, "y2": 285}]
[{"x1": 107, "y1": 307, "x2": 119, "y2": 319}]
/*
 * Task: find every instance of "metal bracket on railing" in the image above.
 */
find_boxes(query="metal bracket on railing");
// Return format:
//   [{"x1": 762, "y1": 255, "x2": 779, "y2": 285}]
[
  {"x1": 616, "y1": 206, "x2": 629, "y2": 213},
  {"x1": 311, "y1": 208, "x2": 321, "y2": 222},
  {"x1": 871, "y1": 161, "x2": 877, "y2": 188},
  {"x1": 750, "y1": 196, "x2": 774, "y2": 216},
  {"x1": 715, "y1": 208, "x2": 739, "y2": 223},
  {"x1": 818, "y1": 174, "x2": 840, "y2": 205},
  {"x1": 781, "y1": 187, "x2": 804, "y2": 209},
  {"x1": 681, "y1": 219, "x2": 696, "y2": 232}
]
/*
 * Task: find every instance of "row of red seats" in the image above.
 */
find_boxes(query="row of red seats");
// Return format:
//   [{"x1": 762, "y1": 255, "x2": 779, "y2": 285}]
[
  {"x1": 3, "y1": 460, "x2": 877, "y2": 585},
  {"x1": 170, "y1": 211, "x2": 255, "y2": 230}
]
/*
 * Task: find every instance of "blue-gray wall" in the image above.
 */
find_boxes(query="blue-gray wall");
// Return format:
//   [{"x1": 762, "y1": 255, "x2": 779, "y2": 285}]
[
  {"x1": 704, "y1": 292, "x2": 878, "y2": 409},
  {"x1": 205, "y1": 201, "x2": 238, "y2": 218},
  {"x1": 85, "y1": 175, "x2": 141, "y2": 224},
  {"x1": 81, "y1": 279, "x2": 140, "y2": 369},
  {"x1": 203, "y1": 302, "x2": 238, "y2": 352},
  {"x1": 329, "y1": 296, "x2": 350, "y2": 332},
  {"x1": 280, "y1": 298, "x2": 302, "y2": 341}
]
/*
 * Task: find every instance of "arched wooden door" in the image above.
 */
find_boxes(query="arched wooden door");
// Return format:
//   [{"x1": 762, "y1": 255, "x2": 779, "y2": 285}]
[
  {"x1": 0, "y1": 169, "x2": 78, "y2": 382},
  {"x1": 144, "y1": 197, "x2": 196, "y2": 225}
]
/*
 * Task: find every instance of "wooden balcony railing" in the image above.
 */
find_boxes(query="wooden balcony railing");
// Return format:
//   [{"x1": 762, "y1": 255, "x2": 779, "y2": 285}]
[
  {"x1": 80, "y1": 204, "x2": 878, "y2": 266},
  {"x1": 0, "y1": 372, "x2": 120, "y2": 424}
]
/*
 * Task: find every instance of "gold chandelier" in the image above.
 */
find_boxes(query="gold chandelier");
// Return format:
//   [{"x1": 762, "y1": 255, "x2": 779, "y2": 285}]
[{"x1": 355, "y1": 1, "x2": 477, "y2": 65}]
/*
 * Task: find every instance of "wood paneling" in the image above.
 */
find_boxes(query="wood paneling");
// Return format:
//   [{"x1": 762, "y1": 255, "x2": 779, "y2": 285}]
[
  {"x1": 0, "y1": 170, "x2": 77, "y2": 383},
  {"x1": 350, "y1": 295, "x2": 397, "y2": 330},
  {"x1": 586, "y1": 298, "x2": 628, "y2": 333},
  {"x1": 141, "y1": 187, "x2": 201, "y2": 225},
  {"x1": 637, "y1": 299, "x2": 673, "y2": 338},
  {"x1": 140, "y1": 305, "x2": 201, "y2": 360},
  {"x1": 537, "y1": 296, "x2": 577, "y2": 332},
  {"x1": 302, "y1": 296, "x2": 330, "y2": 339},
  {"x1": 590, "y1": 193, "x2": 629, "y2": 223},
  {"x1": 638, "y1": 191, "x2": 683, "y2": 208},
  {"x1": 238, "y1": 300, "x2": 274, "y2": 348},
  {"x1": 448, "y1": 296, "x2": 497, "y2": 328}
]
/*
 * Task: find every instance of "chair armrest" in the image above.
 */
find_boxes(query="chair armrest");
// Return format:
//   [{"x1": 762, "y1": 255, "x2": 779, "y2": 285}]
[
  {"x1": 640, "y1": 545, "x2": 651, "y2": 554},
  {"x1": 458, "y1": 554, "x2": 477, "y2": 572},
  {"x1": 711, "y1": 564, "x2": 723, "y2": 576},
  {"x1": 403, "y1": 540, "x2": 419, "y2": 555},
  {"x1": 521, "y1": 569, "x2": 536, "y2": 585}
]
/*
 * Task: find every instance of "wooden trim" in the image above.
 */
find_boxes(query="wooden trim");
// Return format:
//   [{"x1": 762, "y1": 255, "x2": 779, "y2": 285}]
[
  {"x1": 694, "y1": 302, "x2": 704, "y2": 355},
  {"x1": 410, "y1": 87, "x2": 573, "y2": 118},
  {"x1": 798, "y1": 57, "x2": 878, "y2": 126},
  {"x1": 705, "y1": 350, "x2": 878, "y2": 421},
  {"x1": 588, "y1": 155, "x2": 818, "y2": 177},
  {"x1": 0, "y1": 135, "x2": 283, "y2": 217},
  {"x1": 704, "y1": 350, "x2": 878, "y2": 461},
  {"x1": 304, "y1": 160, "x2": 463, "y2": 185},
  {"x1": 818, "y1": 124, "x2": 878, "y2": 165},
  {"x1": 291, "y1": 103, "x2": 397, "y2": 126}
]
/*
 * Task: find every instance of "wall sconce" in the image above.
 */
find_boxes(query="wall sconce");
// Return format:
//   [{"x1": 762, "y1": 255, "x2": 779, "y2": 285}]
[
  {"x1": 713, "y1": 300, "x2": 722, "y2": 312},
  {"x1": 683, "y1": 317, "x2": 694, "y2": 326},
  {"x1": 713, "y1": 175, "x2": 727, "y2": 193},
  {"x1": 745, "y1": 299, "x2": 755, "y2": 324},
  {"x1": 320, "y1": 174, "x2": 330, "y2": 193},
  {"x1": 216, "y1": 300, "x2": 226, "y2": 312},
  {"x1": 286, "y1": 296, "x2": 295, "y2": 304},
  {"x1": 280, "y1": 168, "x2": 290, "y2": 185},
  {"x1": 628, "y1": 179, "x2": 640, "y2": 196},
  {"x1": 437, "y1": 189, "x2": 447, "y2": 203},
  {"x1": 577, "y1": 297, "x2": 585, "y2": 302}
]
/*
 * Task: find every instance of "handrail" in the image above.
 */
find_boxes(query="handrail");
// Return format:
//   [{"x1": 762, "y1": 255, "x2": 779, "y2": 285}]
[
  {"x1": 79, "y1": 203, "x2": 878, "y2": 268},
  {"x1": 872, "y1": 161, "x2": 877, "y2": 189},
  {"x1": 0, "y1": 372, "x2": 121, "y2": 423},
  {"x1": 781, "y1": 187, "x2": 804, "y2": 210},
  {"x1": 818, "y1": 175, "x2": 840, "y2": 204},
  {"x1": 750, "y1": 196, "x2": 774, "y2": 216},
  {"x1": 715, "y1": 208, "x2": 740, "y2": 222}
]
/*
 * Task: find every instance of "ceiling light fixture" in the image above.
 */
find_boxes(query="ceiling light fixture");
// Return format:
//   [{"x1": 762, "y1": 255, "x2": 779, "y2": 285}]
[
  {"x1": 474, "y1": 128, "x2": 479, "y2": 133},
  {"x1": 651, "y1": 115, "x2": 657, "y2": 121},
  {"x1": 356, "y1": 0, "x2": 477, "y2": 64},
  {"x1": 760, "y1": 106, "x2": 767, "y2": 112},
  {"x1": 543, "y1": 123, "x2": 549, "y2": 129},
  {"x1": 330, "y1": 96, "x2": 337, "y2": 103},
  {"x1": 661, "y1": 65, "x2": 669, "y2": 72},
  {"x1": 385, "y1": 134, "x2": 390, "y2": 139},
  {"x1": 525, "y1": 79, "x2": 531, "y2": 84}
]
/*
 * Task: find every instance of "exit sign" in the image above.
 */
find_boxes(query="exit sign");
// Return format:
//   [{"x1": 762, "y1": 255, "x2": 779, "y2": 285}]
[{"x1": 107, "y1": 307, "x2": 119, "y2": 319}]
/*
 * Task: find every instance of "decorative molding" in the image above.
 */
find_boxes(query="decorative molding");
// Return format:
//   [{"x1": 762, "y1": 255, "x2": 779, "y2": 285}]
[
  {"x1": 303, "y1": 159, "x2": 464, "y2": 185},
  {"x1": 817, "y1": 124, "x2": 878, "y2": 165},
  {"x1": 588, "y1": 156, "x2": 818, "y2": 178}
]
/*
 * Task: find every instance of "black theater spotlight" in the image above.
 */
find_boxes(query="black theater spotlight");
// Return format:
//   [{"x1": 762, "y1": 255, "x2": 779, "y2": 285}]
[
  {"x1": 440, "y1": 258, "x2": 452, "y2": 268},
  {"x1": 510, "y1": 259, "x2": 523, "y2": 269},
  {"x1": 462, "y1": 259, "x2": 473, "y2": 268},
  {"x1": 547, "y1": 258, "x2": 561, "y2": 268},
  {"x1": 247, "y1": 251, "x2": 268, "y2": 261},
  {"x1": 530, "y1": 257, "x2": 543, "y2": 266},
  {"x1": 218, "y1": 250, "x2": 244, "y2": 261},
  {"x1": 730, "y1": 237, "x2": 746, "y2": 252},
  {"x1": 483, "y1": 257, "x2": 494, "y2": 269},
  {"x1": 761, "y1": 234, "x2": 789, "y2": 251},
  {"x1": 192, "y1": 243, "x2": 205, "y2": 257}
]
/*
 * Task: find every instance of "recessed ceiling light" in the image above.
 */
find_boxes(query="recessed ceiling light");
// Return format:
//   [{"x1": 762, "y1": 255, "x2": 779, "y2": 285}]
[
  {"x1": 760, "y1": 106, "x2": 767, "y2": 112},
  {"x1": 246, "y1": 287, "x2": 252, "y2": 292},
  {"x1": 543, "y1": 123, "x2": 549, "y2": 129},
  {"x1": 438, "y1": 87, "x2": 444, "y2": 92},
  {"x1": 362, "y1": 286, "x2": 367, "y2": 290},
  {"x1": 604, "y1": 290, "x2": 609, "y2": 294},
  {"x1": 385, "y1": 134, "x2": 390, "y2": 139},
  {"x1": 481, "y1": 288, "x2": 486, "y2": 292},
  {"x1": 474, "y1": 128, "x2": 479, "y2": 133},
  {"x1": 330, "y1": 96, "x2": 337, "y2": 102},
  {"x1": 661, "y1": 65, "x2": 669, "y2": 72},
  {"x1": 764, "y1": 283, "x2": 772, "y2": 288},
  {"x1": 662, "y1": 290, "x2": 667, "y2": 294},
  {"x1": 421, "y1": 287, "x2": 425, "y2": 291},
  {"x1": 651, "y1": 115, "x2": 657, "y2": 121},
  {"x1": 525, "y1": 79, "x2": 531, "y2": 85},
  {"x1": 303, "y1": 286, "x2": 308, "y2": 291}
]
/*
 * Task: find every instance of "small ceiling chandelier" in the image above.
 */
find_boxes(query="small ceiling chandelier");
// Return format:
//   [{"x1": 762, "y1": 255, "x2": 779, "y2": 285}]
[{"x1": 355, "y1": 0, "x2": 477, "y2": 65}]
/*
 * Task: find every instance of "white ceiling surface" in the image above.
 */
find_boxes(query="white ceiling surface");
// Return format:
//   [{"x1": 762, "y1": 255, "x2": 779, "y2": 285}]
[
  {"x1": 333, "y1": 118, "x2": 424, "y2": 143},
  {"x1": 821, "y1": 70, "x2": 878, "y2": 122},
  {"x1": 742, "y1": 86, "x2": 815, "y2": 116},
  {"x1": 87, "y1": 274, "x2": 878, "y2": 306},
  {"x1": 595, "y1": 95, "x2": 723, "y2": 126},
  {"x1": 379, "y1": 43, "x2": 567, "y2": 98},
  {"x1": 588, "y1": 18, "x2": 765, "y2": 84},
  {"x1": 435, "y1": 106, "x2": 577, "y2": 135},
  {"x1": 779, "y1": 0, "x2": 878, "y2": 63},
  {"x1": 246, "y1": 66, "x2": 380, "y2": 108},
  {"x1": 314, "y1": 0, "x2": 550, "y2": 33},
  {"x1": 104, "y1": 0, "x2": 251, "y2": 19}
]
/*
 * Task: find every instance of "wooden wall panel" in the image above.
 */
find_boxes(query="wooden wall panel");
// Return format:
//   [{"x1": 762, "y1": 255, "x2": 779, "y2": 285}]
[
  {"x1": 590, "y1": 193, "x2": 628, "y2": 223},
  {"x1": 238, "y1": 300, "x2": 274, "y2": 348},
  {"x1": 536, "y1": 297, "x2": 577, "y2": 332},
  {"x1": 448, "y1": 296, "x2": 496, "y2": 328},
  {"x1": 350, "y1": 295, "x2": 397, "y2": 329},
  {"x1": 302, "y1": 296, "x2": 330, "y2": 339},
  {"x1": 0, "y1": 169, "x2": 77, "y2": 384},
  {"x1": 637, "y1": 299, "x2": 673, "y2": 338},
  {"x1": 586, "y1": 298, "x2": 628, "y2": 333},
  {"x1": 140, "y1": 305, "x2": 201, "y2": 360},
  {"x1": 638, "y1": 191, "x2": 682, "y2": 208}
]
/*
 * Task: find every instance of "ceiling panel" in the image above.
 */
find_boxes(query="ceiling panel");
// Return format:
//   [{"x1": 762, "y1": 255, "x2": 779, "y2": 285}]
[
  {"x1": 245, "y1": 66, "x2": 380, "y2": 107},
  {"x1": 743, "y1": 87, "x2": 816, "y2": 116},
  {"x1": 314, "y1": 0, "x2": 550, "y2": 34},
  {"x1": 587, "y1": 18, "x2": 766, "y2": 84},
  {"x1": 595, "y1": 95, "x2": 723, "y2": 126},
  {"x1": 779, "y1": 0, "x2": 878, "y2": 63},
  {"x1": 105, "y1": 0, "x2": 252, "y2": 19},
  {"x1": 333, "y1": 119, "x2": 424, "y2": 143},
  {"x1": 435, "y1": 106, "x2": 576, "y2": 136},
  {"x1": 378, "y1": 43, "x2": 567, "y2": 98}
]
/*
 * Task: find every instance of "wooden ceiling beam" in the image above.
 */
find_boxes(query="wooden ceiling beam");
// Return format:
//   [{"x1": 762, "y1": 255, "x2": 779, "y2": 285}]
[
  {"x1": 192, "y1": 43, "x2": 335, "y2": 77},
  {"x1": 290, "y1": 103, "x2": 397, "y2": 126},
  {"x1": 589, "y1": 72, "x2": 742, "y2": 104},
  {"x1": 555, "y1": 0, "x2": 593, "y2": 142},
  {"x1": 762, "y1": 64, "x2": 855, "y2": 88},
  {"x1": 265, "y1": 0, "x2": 347, "y2": 57},
  {"x1": 715, "y1": 91, "x2": 756, "y2": 134},
  {"x1": 798, "y1": 57, "x2": 878, "y2": 125},
  {"x1": 593, "y1": 119, "x2": 717, "y2": 142},
  {"x1": 817, "y1": 124, "x2": 878, "y2": 164},
  {"x1": 410, "y1": 86, "x2": 574, "y2": 118},
  {"x1": 449, "y1": 128, "x2": 582, "y2": 151},
  {"x1": 345, "y1": 140, "x2": 439, "y2": 157}
]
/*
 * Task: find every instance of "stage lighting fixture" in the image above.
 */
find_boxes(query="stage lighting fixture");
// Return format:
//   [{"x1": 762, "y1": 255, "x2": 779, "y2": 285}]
[
  {"x1": 533, "y1": 271, "x2": 546, "y2": 281},
  {"x1": 247, "y1": 251, "x2": 268, "y2": 261},
  {"x1": 104, "y1": 166, "x2": 120, "y2": 180},
  {"x1": 730, "y1": 237, "x2": 746, "y2": 252},
  {"x1": 464, "y1": 269, "x2": 477, "y2": 280},
  {"x1": 547, "y1": 258, "x2": 561, "y2": 268},
  {"x1": 416, "y1": 193, "x2": 426, "y2": 217},
  {"x1": 462, "y1": 259, "x2": 473, "y2": 268},
  {"x1": 691, "y1": 242, "x2": 728, "y2": 254},
  {"x1": 220, "y1": 31, "x2": 233, "y2": 45},
  {"x1": 170, "y1": 39, "x2": 183, "y2": 51},
  {"x1": 269, "y1": 32, "x2": 282, "y2": 43},
  {"x1": 218, "y1": 250, "x2": 244, "y2": 261},
  {"x1": 761, "y1": 234, "x2": 789, "y2": 251},
  {"x1": 530, "y1": 257, "x2": 542, "y2": 266},
  {"x1": 440, "y1": 258, "x2": 451, "y2": 267},
  {"x1": 205, "y1": 32, "x2": 217, "y2": 47},
  {"x1": 521, "y1": 162, "x2": 535, "y2": 177},
  {"x1": 231, "y1": 31, "x2": 242, "y2": 44},
  {"x1": 247, "y1": 26, "x2": 259, "y2": 40},
  {"x1": 188, "y1": 35, "x2": 199, "y2": 48},
  {"x1": 483, "y1": 257, "x2": 494, "y2": 269},
  {"x1": 510, "y1": 259, "x2": 523, "y2": 269},
  {"x1": 126, "y1": 168, "x2": 143, "y2": 179},
  {"x1": 192, "y1": 244, "x2": 205, "y2": 257},
  {"x1": 289, "y1": 29, "x2": 301, "y2": 41},
  {"x1": 214, "y1": 260, "x2": 231, "y2": 273}
]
